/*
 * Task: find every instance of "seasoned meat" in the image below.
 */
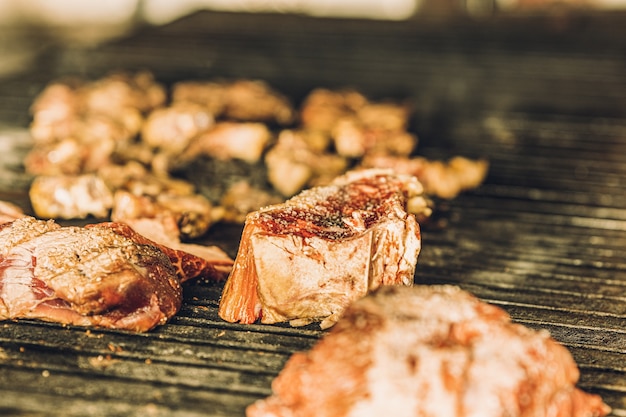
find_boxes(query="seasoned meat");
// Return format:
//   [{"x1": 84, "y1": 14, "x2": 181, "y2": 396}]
[
  {"x1": 114, "y1": 217, "x2": 234, "y2": 280},
  {"x1": 111, "y1": 190, "x2": 219, "y2": 240},
  {"x1": 94, "y1": 222, "x2": 230, "y2": 283},
  {"x1": 219, "y1": 181, "x2": 284, "y2": 224},
  {"x1": 299, "y1": 88, "x2": 416, "y2": 159},
  {"x1": 26, "y1": 71, "x2": 166, "y2": 178},
  {"x1": 180, "y1": 122, "x2": 272, "y2": 164},
  {"x1": 247, "y1": 285, "x2": 611, "y2": 417},
  {"x1": 25, "y1": 117, "x2": 126, "y2": 176},
  {"x1": 0, "y1": 217, "x2": 228, "y2": 332},
  {"x1": 361, "y1": 154, "x2": 489, "y2": 199},
  {"x1": 171, "y1": 80, "x2": 227, "y2": 116},
  {"x1": 332, "y1": 117, "x2": 416, "y2": 158},
  {"x1": 0, "y1": 217, "x2": 179, "y2": 331},
  {"x1": 80, "y1": 71, "x2": 166, "y2": 117},
  {"x1": 299, "y1": 89, "x2": 368, "y2": 134},
  {"x1": 29, "y1": 174, "x2": 114, "y2": 219},
  {"x1": 0, "y1": 201, "x2": 26, "y2": 224},
  {"x1": 172, "y1": 79, "x2": 294, "y2": 124},
  {"x1": 265, "y1": 129, "x2": 348, "y2": 197},
  {"x1": 218, "y1": 169, "x2": 429, "y2": 329},
  {"x1": 141, "y1": 102, "x2": 214, "y2": 155}
]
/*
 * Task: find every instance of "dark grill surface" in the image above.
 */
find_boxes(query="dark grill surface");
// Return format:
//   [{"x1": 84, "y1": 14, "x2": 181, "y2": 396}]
[{"x1": 1, "y1": 11, "x2": 626, "y2": 416}]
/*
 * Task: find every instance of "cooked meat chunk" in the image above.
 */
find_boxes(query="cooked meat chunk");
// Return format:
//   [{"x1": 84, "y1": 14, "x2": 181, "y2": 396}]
[
  {"x1": 172, "y1": 79, "x2": 294, "y2": 124},
  {"x1": 115, "y1": 217, "x2": 234, "y2": 280},
  {"x1": 111, "y1": 189, "x2": 220, "y2": 240},
  {"x1": 25, "y1": 116, "x2": 125, "y2": 176},
  {"x1": 171, "y1": 80, "x2": 227, "y2": 116},
  {"x1": 141, "y1": 103, "x2": 214, "y2": 155},
  {"x1": 30, "y1": 71, "x2": 165, "y2": 142},
  {"x1": 0, "y1": 217, "x2": 229, "y2": 332},
  {"x1": 97, "y1": 161, "x2": 196, "y2": 197},
  {"x1": 29, "y1": 174, "x2": 114, "y2": 219},
  {"x1": 27, "y1": 71, "x2": 166, "y2": 177},
  {"x1": 265, "y1": 129, "x2": 348, "y2": 197},
  {"x1": 299, "y1": 88, "x2": 416, "y2": 158},
  {"x1": 0, "y1": 201, "x2": 25, "y2": 224},
  {"x1": 179, "y1": 122, "x2": 272, "y2": 164},
  {"x1": 360, "y1": 155, "x2": 489, "y2": 199},
  {"x1": 29, "y1": 80, "x2": 82, "y2": 145},
  {"x1": 247, "y1": 285, "x2": 611, "y2": 417},
  {"x1": 219, "y1": 181, "x2": 284, "y2": 224},
  {"x1": 218, "y1": 169, "x2": 428, "y2": 329},
  {"x1": 225, "y1": 80, "x2": 294, "y2": 124},
  {"x1": 0, "y1": 217, "x2": 180, "y2": 332},
  {"x1": 80, "y1": 71, "x2": 166, "y2": 117},
  {"x1": 94, "y1": 222, "x2": 230, "y2": 283},
  {"x1": 299, "y1": 89, "x2": 368, "y2": 134},
  {"x1": 332, "y1": 117, "x2": 417, "y2": 158}
]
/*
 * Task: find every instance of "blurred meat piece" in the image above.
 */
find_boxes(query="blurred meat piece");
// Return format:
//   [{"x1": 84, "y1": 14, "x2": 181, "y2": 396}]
[
  {"x1": 116, "y1": 217, "x2": 233, "y2": 280},
  {"x1": 28, "y1": 80, "x2": 82, "y2": 145},
  {"x1": 172, "y1": 79, "x2": 294, "y2": 124},
  {"x1": 171, "y1": 80, "x2": 227, "y2": 115},
  {"x1": 80, "y1": 71, "x2": 166, "y2": 117},
  {"x1": 219, "y1": 181, "x2": 284, "y2": 224},
  {"x1": 0, "y1": 201, "x2": 26, "y2": 224},
  {"x1": 299, "y1": 88, "x2": 416, "y2": 159},
  {"x1": 25, "y1": 117, "x2": 125, "y2": 176},
  {"x1": 179, "y1": 122, "x2": 272, "y2": 165},
  {"x1": 101, "y1": 162, "x2": 221, "y2": 239},
  {"x1": 29, "y1": 174, "x2": 114, "y2": 219},
  {"x1": 247, "y1": 285, "x2": 611, "y2": 417},
  {"x1": 299, "y1": 89, "x2": 368, "y2": 133},
  {"x1": 111, "y1": 189, "x2": 220, "y2": 240},
  {"x1": 265, "y1": 129, "x2": 348, "y2": 197},
  {"x1": 225, "y1": 80, "x2": 294, "y2": 124},
  {"x1": 141, "y1": 103, "x2": 214, "y2": 155},
  {"x1": 30, "y1": 71, "x2": 165, "y2": 144},
  {"x1": 97, "y1": 161, "x2": 195, "y2": 197},
  {"x1": 27, "y1": 71, "x2": 166, "y2": 176},
  {"x1": 332, "y1": 117, "x2": 416, "y2": 158},
  {"x1": 360, "y1": 155, "x2": 489, "y2": 199},
  {"x1": 218, "y1": 169, "x2": 428, "y2": 329}
]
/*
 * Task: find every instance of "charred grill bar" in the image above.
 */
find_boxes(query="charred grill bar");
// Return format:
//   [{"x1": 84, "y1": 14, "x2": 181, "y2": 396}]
[{"x1": 1, "y1": 10, "x2": 626, "y2": 416}]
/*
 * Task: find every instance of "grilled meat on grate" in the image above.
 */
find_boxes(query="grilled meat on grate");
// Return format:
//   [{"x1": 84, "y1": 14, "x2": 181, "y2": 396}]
[{"x1": 248, "y1": 285, "x2": 611, "y2": 417}]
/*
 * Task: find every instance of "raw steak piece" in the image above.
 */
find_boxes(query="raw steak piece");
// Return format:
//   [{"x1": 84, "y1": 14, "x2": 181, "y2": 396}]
[
  {"x1": 247, "y1": 285, "x2": 611, "y2": 417},
  {"x1": 0, "y1": 217, "x2": 223, "y2": 331},
  {"x1": 218, "y1": 169, "x2": 428, "y2": 329}
]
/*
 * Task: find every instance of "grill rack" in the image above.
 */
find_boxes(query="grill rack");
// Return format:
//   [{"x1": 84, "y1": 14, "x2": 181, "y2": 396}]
[{"x1": 1, "y1": 10, "x2": 626, "y2": 416}]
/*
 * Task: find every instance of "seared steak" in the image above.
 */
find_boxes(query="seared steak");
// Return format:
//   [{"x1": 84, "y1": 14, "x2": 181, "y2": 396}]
[
  {"x1": 218, "y1": 169, "x2": 429, "y2": 329},
  {"x1": 0, "y1": 217, "x2": 224, "y2": 331}
]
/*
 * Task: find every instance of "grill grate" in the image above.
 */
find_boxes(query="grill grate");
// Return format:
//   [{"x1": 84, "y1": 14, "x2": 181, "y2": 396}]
[{"x1": 1, "y1": 10, "x2": 626, "y2": 416}]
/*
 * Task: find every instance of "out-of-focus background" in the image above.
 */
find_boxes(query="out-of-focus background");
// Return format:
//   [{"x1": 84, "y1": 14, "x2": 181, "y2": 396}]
[{"x1": 1, "y1": 0, "x2": 625, "y2": 78}]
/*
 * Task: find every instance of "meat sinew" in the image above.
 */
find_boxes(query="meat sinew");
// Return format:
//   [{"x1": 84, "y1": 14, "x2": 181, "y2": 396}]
[
  {"x1": 0, "y1": 217, "x2": 226, "y2": 331},
  {"x1": 218, "y1": 169, "x2": 430, "y2": 329},
  {"x1": 247, "y1": 285, "x2": 611, "y2": 417}
]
